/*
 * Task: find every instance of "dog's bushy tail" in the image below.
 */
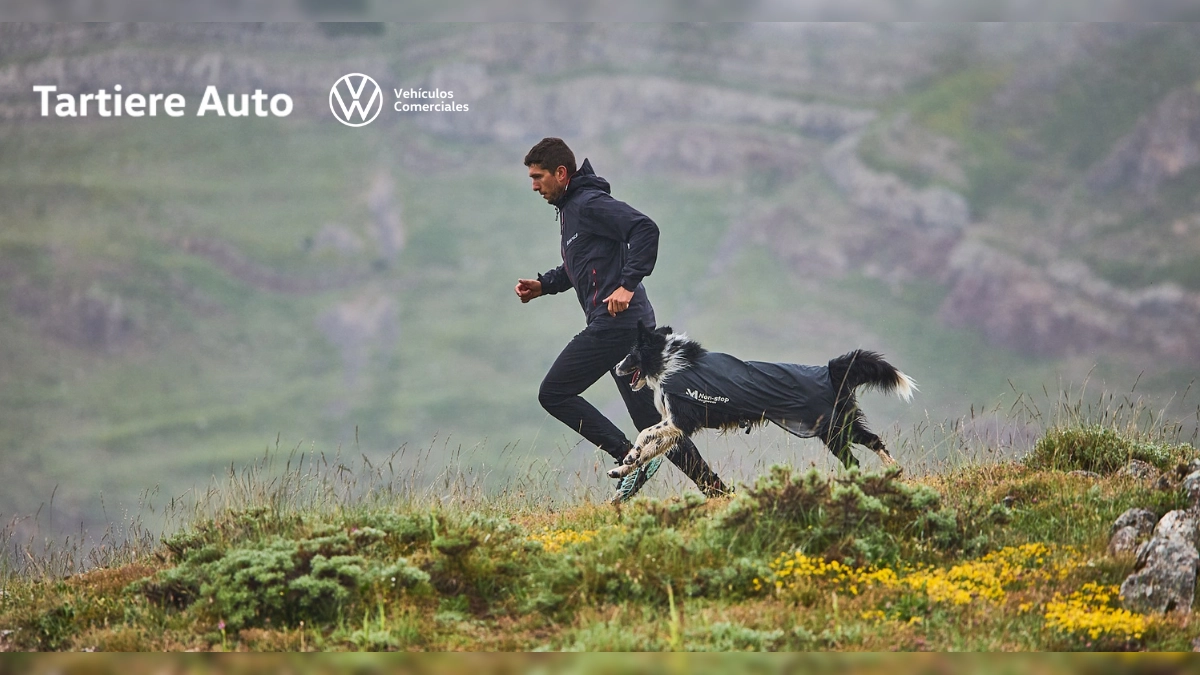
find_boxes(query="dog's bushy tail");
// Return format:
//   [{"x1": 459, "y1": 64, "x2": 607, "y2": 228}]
[{"x1": 827, "y1": 350, "x2": 917, "y2": 402}]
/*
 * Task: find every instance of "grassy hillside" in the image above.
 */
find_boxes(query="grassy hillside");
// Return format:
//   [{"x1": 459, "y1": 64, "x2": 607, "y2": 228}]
[{"x1": 1, "y1": 398, "x2": 1197, "y2": 652}]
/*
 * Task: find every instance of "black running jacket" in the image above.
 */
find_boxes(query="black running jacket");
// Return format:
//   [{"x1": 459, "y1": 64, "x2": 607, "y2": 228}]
[{"x1": 537, "y1": 158, "x2": 657, "y2": 328}]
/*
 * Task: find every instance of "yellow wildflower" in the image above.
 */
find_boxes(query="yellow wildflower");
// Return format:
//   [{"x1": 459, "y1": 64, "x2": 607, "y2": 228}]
[
  {"x1": 760, "y1": 543, "x2": 1080, "y2": 608},
  {"x1": 1044, "y1": 584, "x2": 1149, "y2": 644},
  {"x1": 527, "y1": 527, "x2": 598, "y2": 554}
]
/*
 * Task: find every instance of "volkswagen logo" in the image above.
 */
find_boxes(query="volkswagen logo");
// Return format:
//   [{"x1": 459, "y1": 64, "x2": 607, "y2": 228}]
[{"x1": 329, "y1": 73, "x2": 383, "y2": 127}]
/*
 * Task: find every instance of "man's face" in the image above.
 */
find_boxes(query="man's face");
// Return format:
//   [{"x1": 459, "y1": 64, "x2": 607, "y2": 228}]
[{"x1": 528, "y1": 163, "x2": 568, "y2": 203}]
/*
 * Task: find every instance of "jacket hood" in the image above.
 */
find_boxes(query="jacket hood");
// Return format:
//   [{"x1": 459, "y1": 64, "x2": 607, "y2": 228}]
[{"x1": 552, "y1": 157, "x2": 610, "y2": 207}]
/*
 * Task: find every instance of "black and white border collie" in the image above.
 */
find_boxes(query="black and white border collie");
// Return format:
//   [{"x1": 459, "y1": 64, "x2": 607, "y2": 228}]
[{"x1": 610, "y1": 321, "x2": 916, "y2": 480}]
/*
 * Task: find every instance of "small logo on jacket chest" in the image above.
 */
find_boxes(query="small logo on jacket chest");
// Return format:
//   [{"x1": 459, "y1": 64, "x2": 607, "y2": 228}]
[{"x1": 564, "y1": 232, "x2": 579, "y2": 248}]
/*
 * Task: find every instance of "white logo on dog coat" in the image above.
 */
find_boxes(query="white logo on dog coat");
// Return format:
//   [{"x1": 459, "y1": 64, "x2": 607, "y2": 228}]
[{"x1": 686, "y1": 388, "x2": 730, "y2": 404}]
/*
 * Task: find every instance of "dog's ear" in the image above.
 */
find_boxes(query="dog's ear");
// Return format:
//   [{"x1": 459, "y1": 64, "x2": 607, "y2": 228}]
[
  {"x1": 658, "y1": 325, "x2": 673, "y2": 335},
  {"x1": 636, "y1": 320, "x2": 653, "y2": 342}
]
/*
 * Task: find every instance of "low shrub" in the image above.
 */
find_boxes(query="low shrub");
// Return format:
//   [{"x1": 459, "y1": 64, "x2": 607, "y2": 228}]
[
  {"x1": 139, "y1": 524, "x2": 428, "y2": 631},
  {"x1": 713, "y1": 465, "x2": 965, "y2": 565},
  {"x1": 1025, "y1": 425, "x2": 1190, "y2": 474}
]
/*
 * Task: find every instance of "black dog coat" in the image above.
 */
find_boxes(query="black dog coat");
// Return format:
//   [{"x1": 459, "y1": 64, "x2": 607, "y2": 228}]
[{"x1": 660, "y1": 351, "x2": 837, "y2": 438}]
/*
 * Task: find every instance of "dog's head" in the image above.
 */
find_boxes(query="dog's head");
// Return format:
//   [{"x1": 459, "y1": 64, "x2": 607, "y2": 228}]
[{"x1": 615, "y1": 320, "x2": 672, "y2": 392}]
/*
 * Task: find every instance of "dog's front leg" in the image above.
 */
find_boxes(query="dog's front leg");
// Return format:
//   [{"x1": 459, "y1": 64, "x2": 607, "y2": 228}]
[
  {"x1": 623, "y1": 422, "x2": 668, "y2": 465},
  {"x1": 608, "y1": 426, "x2": 657, "y2": 479},
  {"x1": 640, "y1": 426, "x2": 681, "y2": 467},
  {"x1": 630, "y1": 422, "x2": 686, "y2": 467},
  {"x1": 607, "y1": 423, "x2": 679, "y2": 479}
]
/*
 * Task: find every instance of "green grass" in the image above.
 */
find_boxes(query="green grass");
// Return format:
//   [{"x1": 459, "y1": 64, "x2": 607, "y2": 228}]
[
  {"x1": 908, "y1": 66, "x2": 1011, "y2": 142},
  {"x1": 1, "y1": 402, "x2": 1196, "y2": 652}
]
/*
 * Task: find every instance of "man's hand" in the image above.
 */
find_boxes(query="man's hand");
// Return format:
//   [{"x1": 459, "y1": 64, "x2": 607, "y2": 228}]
[
  {"x1": 603, "y1": 286, "x2": 634, "y2": 316},
  {"x1": 515, "y1": 278, "x2": 543, "y2": 303}
]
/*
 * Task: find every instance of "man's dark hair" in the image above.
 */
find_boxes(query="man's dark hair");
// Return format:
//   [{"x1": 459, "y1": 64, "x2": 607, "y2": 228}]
[{"x1": 524, "y1": 137, "x2": 576, "y2": 176}]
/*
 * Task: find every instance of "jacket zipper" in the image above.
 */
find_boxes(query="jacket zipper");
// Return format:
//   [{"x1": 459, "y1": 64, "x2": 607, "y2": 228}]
[
  {"x1": 557, "y1": 206, "x2": 571, "y2": 278},
  {"x1": 591, "y1": 269, "x2": 599, "y2": 306}
]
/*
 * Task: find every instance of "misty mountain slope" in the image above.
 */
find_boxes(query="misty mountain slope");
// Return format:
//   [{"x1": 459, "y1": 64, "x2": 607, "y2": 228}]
[{"x1": 848, "y1": 23, "x2": 1200, "y2": 371}]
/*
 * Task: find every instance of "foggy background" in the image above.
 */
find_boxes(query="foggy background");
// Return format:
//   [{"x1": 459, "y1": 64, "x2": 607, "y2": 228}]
[{"x1": 2, "y1": 23, "x2": 1199, "y2": 542}]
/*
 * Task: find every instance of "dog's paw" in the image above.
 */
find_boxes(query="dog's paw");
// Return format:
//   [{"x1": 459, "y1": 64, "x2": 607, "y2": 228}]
[
  {"x1": 622, "y1": 449, "x2": 641, "y2": 466},
  {"x1": 608, "y1": 465, "x2": 631, "y2": 479}
]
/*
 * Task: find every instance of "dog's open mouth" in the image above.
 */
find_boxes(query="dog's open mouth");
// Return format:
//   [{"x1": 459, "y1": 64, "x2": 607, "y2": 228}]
[{"x1": 629, "y1": 368, "x2": 641, "y2": 388}]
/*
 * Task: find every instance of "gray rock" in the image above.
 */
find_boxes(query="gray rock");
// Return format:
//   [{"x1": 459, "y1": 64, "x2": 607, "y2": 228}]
[
  {"x1": 1113, "y1": 507, "x2": 1158, "y2": 537},
  {"x1": 1185, "y1": 471, "x2": 1200, "y2": 506},
  {"x1": 1119, "y1": 459, "x2": 1160, "y2": 480},
  {"x1": 1188, "y1": 459, "x2": 1200, "y2": 475},
  {"x1": 1109, "y1": 508, "x2": 1160, "y2": 555},
  {"x1": 1121, "y1": 536, "x2": 1199, "y2": 613},
  {"x1": 1153, "y1": 509, "x2": 1200, "y2": 549},
  {"x1": 1069, "y1": 470, "x2": 1102, "y2": 479},
  {"x1": 1108, "y1": 526, "x2": 1142, "y2": 556}
]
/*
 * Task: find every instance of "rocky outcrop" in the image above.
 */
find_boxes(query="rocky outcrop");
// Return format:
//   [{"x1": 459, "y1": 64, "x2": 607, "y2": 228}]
[
  {"x1": 1119, "y1": 459, "x2": 1161, "y2": 481},
  {"x1": 1185, "y1": 471, "x2": 1200, "y2": 506},
  {"x1": 174, "y1": 236, "x2": 367, "y2": 295},
  {"x1": 617, "y1": 126, "x2": 820, "y2": 180},
  {"x1": 1151, "y1": 510, "x2": 1200, "y2": 550},
  {"x1": 1088, "y1": 85, "x2": 1200, "y2": 198},
  {"x1": 417, "y1": 74, "x2": 876, "y2": 144},
  {"x1": 11, "y1": 281, "x2": 136, "y2": 351},
  {"x1": 938, "y1": 241, "x2": 1200, "y2": 360},
  {"x1": 821, "y1": 132, "x2": 967, "y2": 280},
  {"x1": 1114, "y1": 508, "x2": 1159, "y2": 533},
  {"x1": 1109, "y1": 507, "x2": 1158, "y2": 555},
  {"x1": 1121, "y1": 533, "x2": 1199, "y2": 614},
  {"x1": 1120, "y1": 507, "x2": 1200, "y2": 614},
  {"x1": 316, "y1": 291, "x2": 398, "y2": 391},
  {"x1": 365, "y1": 168, "x2": 406, "y2": 266},
  {"x1": 824, "y1": 132, "x2": 968, "y2": 236},
  {"x1": 820, "y1": 120, "x2": 1200, "y2": 364},
  {"x1": 400, "y1": 24, "x2": 948, "y2": 102}
]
